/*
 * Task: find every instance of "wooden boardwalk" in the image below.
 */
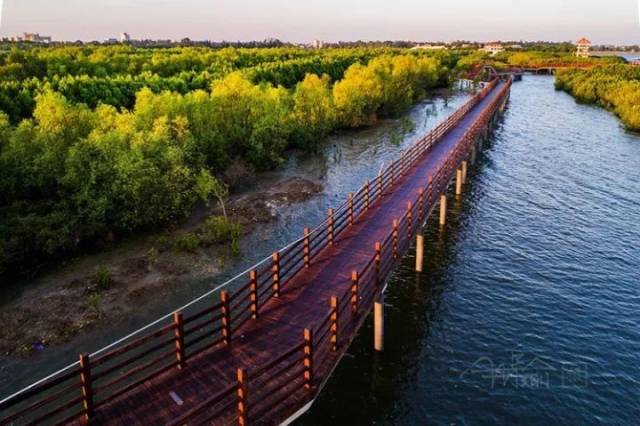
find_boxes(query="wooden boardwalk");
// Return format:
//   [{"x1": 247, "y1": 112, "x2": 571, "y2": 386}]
[{"x1": 0, "y1": 78, "x2": 511, "y2": 426}]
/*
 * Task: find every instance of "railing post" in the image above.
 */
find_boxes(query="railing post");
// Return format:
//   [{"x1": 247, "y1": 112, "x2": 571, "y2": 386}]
[
  {"x1": 407, "y1": 202, "x2": 413, "y2": 239},
  {"x1": 351, "y1": 271, "x2": 359, "y2": 313},
  {"x1": 377, "y1": 170, "x2": 383, "y2": 197},
  {"x1": 365, "y1": 180, "x2": 370, "y2": 210},
  {"x1": 390, "y1": 163, "x2": 395, "y2": 188},
  {"x1": 392, "y1": 219, "x2": 399, "y2": 259},
  {"x1": 375, "y1": 242, "x2": 382, "y2": 285},
  {"x1": 79, "y1": 353, "x2": 94, "y2": 422},
  {"x1": 330, "y1": 296, "x2": 338, "y2": 352},
  {"x1": 173, "y1": 312, "x2": 186, "y2": 369},
  {"x1": 348, "y1": 193, "x2": 354, "y2": 226},
  {"x1": 237, "y1": 368, "x2": 247, "y2": 426},
  {"x1": 328, "y1": 209, "x2": 334, "y2": 245},
  {"x1": 418, "y1": 188, "x2": 425, "y2": 221},
  {"x1": 303, "y1": 227, "x2": 311, "y2": 268},
  {"x1": 303, "y1": 328, "x2": 313, "y2": 390},
  {"x1": 400, "y1": 151, "x2": 406, "y2": 176},
  {"x1": 271, "y1": 252, "x2": 281, "y2": 297},
  {"x1": 250, "y1": 269, "x2": 258, "y2": 319},
  {"x1": 221, "y1": 291, "x2": 231, "y2": 345}
]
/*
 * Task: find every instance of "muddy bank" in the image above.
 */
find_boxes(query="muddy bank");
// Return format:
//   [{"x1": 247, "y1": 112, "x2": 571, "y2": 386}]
[{"x1": 0, "y1": 176, "x2": 322, "y2": 355}]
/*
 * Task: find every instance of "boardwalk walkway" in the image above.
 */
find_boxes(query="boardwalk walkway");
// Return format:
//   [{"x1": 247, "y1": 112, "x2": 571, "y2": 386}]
[{"x1": 0, "y1": 78, "x2": 511, "y2": 426}]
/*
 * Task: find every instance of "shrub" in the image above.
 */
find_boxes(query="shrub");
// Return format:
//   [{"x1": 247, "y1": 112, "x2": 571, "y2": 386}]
[
  {"x1": 199, "y1": 216, "x2": 241, "y2": 250},
  {"x1": 174, "y1": 233, "x2": 200, "y2": 252},
  {"x1": 87, "y1": 293, "x2": 103, "y2": 318},
  {"x1": 94, "y1": 266, "x2": 112, "y2": 290}
]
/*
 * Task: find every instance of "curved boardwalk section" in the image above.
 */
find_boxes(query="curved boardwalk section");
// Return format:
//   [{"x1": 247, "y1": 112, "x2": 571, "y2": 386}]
[{"x1": 0, "y1": 78, "x2": 511, "y2": 426}]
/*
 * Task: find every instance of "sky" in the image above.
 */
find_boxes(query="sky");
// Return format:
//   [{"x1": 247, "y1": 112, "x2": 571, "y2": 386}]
[{"x1": 0, "y1": 0, "x2": 638, "y2": 44}]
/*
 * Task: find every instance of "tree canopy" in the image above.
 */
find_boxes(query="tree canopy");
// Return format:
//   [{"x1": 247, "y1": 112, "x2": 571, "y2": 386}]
[{"x1": 0, "y1": 45, "x2": 453, "y2": 277}]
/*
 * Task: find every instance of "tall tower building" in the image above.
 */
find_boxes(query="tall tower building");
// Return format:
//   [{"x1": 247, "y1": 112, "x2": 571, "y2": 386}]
[{"x1": 576, "y1": 37, "x2": 591, "y2": 58}]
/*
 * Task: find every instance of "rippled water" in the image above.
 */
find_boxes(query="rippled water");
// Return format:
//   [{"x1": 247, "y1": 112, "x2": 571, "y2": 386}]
[{"x1": 298, "y1": 76, "x2": 640, "y2": 424}]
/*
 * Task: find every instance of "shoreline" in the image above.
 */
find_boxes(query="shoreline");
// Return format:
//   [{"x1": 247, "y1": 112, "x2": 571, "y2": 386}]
[{"x1": 0, "y1": 175, "x2": 323, "y2": 356}]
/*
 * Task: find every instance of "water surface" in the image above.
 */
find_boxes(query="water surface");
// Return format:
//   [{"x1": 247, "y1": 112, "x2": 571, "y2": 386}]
[{"x1": 298, "y1": 75, "x2": 640, "y2": 425}]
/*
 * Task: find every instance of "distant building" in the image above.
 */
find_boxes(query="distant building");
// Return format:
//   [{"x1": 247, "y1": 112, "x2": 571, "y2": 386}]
[
  {"x1": 411, "y1": 44, "x2": 447, "y2": 50},
  {"x1": 120, "y1": 32, "x2": 131, "y2": 43},
  {"x1": 104, "y1": 38, "x2": 118, "y2": 44},
  {"x1": 576, "y1": 37, "x2": 591, "y2": 58},
  {"x1": 22, "y1": 33, "x2": 52, "y2": 43},
  {"x1": 312, "y1": 39, "x2": 324, "y2": 49},
  {"x1": 482, "y1": 42, "x2": 504, "y2": 56}
]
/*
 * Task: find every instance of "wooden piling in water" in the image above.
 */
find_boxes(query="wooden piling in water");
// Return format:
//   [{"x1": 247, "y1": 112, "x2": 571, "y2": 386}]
[
  {"x1": 456, "y1": 169, "x2": 463, "y2": 195},
  {"x1": 462, "y1": 160, "x2": 468, "y2": 184},
  {"x1": 374, "y1": 296, "x2": 384, "y2": 352},
  {"x1": 416, "y1": 233, "x2": 424, "y2": 273}
]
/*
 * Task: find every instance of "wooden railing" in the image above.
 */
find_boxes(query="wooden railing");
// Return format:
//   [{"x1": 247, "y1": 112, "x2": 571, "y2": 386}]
[{"x1": 0, "y1": 78, "x2": 511, "y2": 426}]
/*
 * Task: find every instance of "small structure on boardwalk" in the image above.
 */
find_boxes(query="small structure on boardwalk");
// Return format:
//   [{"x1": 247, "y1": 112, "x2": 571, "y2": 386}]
[{"x1": 575, "y1": 37, "x2": 591, "y2": 58}]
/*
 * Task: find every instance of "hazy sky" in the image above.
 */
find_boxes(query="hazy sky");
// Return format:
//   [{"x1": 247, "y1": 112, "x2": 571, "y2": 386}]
[{"x1": 0, "y1": 0, "x2": 638, "y2": 44}]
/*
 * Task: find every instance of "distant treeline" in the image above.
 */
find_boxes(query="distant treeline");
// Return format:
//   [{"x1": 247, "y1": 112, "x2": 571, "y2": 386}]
[
  {"x1": 0, "y1": 46, "x2": 457, "y2": 277},
  {"x1": 555, "y1": 64, "x2": 640, "y2": 131}
]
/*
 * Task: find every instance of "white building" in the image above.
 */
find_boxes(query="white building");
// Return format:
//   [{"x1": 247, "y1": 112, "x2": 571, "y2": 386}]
[
  {"x1": 312, "y1": 39, "x2": 324, "y2": 49},
  {"x1": 411, "y1": 44, "x2": 447, "y2": 50},
  {"x1": 120, "y1": 32, "x2": 131, "y2": 43},
  {"x1": 482, "y1": 42, "x2": 504, "y2": 56},
  {"x1": 575, "y1": 37, "x2": 591, "y2": 58},
  {"x1": 22, "y1": 33, "x2": 52, "y2": 43}
]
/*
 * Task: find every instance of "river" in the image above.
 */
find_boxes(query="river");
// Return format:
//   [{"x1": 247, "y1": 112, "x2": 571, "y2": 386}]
[
  {"x1": 2, "y1": 76, "x2": 640, "y2": 425},
  {"x1": 298, "y1": 75, "x2": 640, "y2": 424}
]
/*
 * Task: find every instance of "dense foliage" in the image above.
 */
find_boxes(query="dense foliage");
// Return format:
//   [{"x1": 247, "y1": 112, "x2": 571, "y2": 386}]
[
  {"x1": 0, "y1": 46, "x2": 374, "y2": 123},
  {"x1": 0, "y1": 46, "x2": 452, "y2": 277},
  {"x1": 555, "y1": 64, "x2": 640, "y2": 130},
  {"x1": 494, "y1": 51, "x2": 621, "y2": 68}
]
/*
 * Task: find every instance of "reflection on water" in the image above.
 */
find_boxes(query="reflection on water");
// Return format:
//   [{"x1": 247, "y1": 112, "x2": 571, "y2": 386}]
[{"x1": 298, "y1": 76, "x2": 640, "y2": 425}]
